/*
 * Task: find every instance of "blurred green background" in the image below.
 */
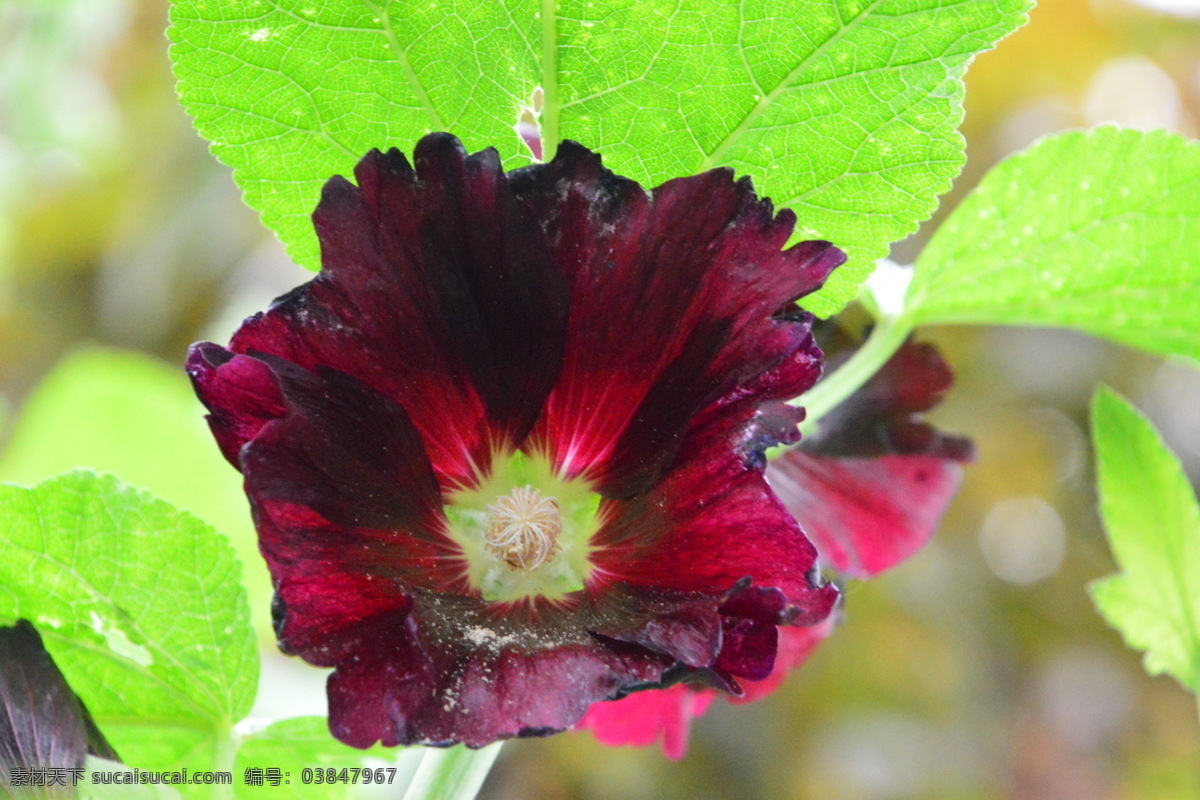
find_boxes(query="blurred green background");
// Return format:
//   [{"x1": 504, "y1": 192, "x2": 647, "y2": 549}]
[{"x1": 0, "y1": 0, "x2": 1198, "y2": 798}]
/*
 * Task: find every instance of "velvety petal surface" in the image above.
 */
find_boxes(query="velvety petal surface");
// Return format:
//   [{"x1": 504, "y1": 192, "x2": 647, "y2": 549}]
[
  {"x1": 510, "y1": 143, "x2": 845, "y2": 497},
  {"x1": 196, "y1": 135, "x2": 569, "y2": 486},
  {"x1": 316, "y1": 585, "x2": 744, "y2": 748},
  {"x1": 592, "y1": 323, "x2": 837, "y2": 615},
  {"x1": 239, "y1": 356, "x2": 463, "y2": 593},
  {"x1": 768, "y1": 332, "x2": 973, "y2": 578}
]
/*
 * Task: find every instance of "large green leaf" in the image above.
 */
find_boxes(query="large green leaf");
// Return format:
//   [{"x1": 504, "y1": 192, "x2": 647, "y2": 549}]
[
  {"x1": 168, "y1": 0, "x2": 1030, "y2": 316},
  {"x1": 1089, "y1": 387, "x2": 1200, "y2": 694},
  {"x1": 0, "y1": 472, "x2": 258, "y2": 771},
  {"x1": 908, "y1": 128, "x2": 1200, "y2": 361},
  {"x1": 0, "y1": 346, "x2": 272, "y2": 639}
]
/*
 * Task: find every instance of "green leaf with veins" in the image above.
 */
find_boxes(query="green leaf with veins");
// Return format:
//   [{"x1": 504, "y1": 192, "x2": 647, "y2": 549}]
[
  {"x1": 1090, "y1": 387, "x2": 1200, "y2": 695},
  {"x1": 168, "y1": 0, "x2": 1030, "y2": 317},
  {"x1": 907, "y1": 128, "x2": 1200, "y2": 361},
  {"x1": 0, "y1": 346, "x2": 273, "y2": 642},
  {"x1": 553, "y1": 0, "x2": 1031, "y2": 316},
  {"x1": 0, "y1": 472, "x2": 258, "y2": 772}
]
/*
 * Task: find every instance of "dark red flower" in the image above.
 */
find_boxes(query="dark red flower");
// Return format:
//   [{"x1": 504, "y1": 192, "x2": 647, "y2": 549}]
[
  {"x1": 188, "y1": 134, "x2": 845, "y2": 748},
  {"x1": 578, "y1": 329, "x2": 971, "y2": 755}
]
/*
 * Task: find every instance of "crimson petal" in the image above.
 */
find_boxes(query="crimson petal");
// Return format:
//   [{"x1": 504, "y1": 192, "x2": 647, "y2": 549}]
[
  {"x1": 187, "y1": 344, "x2": 284, "y2": 467},
  {"x1": 577, "y1": 685, "x2": 714, "y2": 761},
  {"x1": 211, "y1": 136, "x2": 569, "y2": 486},
  {"x1": 321, "y1": 586, "x2": 744, "y2": 748},
  {"x1": 576, "y1": 328, "x2": 970, "y2": 758},
  {"x1": 592, "y1": 347, "x2": 837, "y2": 614},
  {"x1": 512, "y1": 143, "x2": 844, "y2": 497},
  {"x1": 238, "y1": 356, "x2": 462, "y2": 593}
]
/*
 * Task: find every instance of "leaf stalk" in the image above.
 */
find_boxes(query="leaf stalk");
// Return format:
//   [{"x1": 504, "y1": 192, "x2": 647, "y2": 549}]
[
  {"x1": 399, "y1": 743, "x2": 503, "y2": 800},
  {"x1": 793, "y1": 310, "x2": 914, "y2": 437}
]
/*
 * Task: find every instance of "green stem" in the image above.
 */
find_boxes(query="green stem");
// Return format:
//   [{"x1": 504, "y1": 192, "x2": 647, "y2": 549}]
[
  {"x1": 212, "y1": 725, "x2": 237, "y2": 800},
  {"x1": 400, "y1": 744, "x2": 503, "y2": 800},
  {"x1": 792, "y1": 311, "x2": 914, "y2": 437}
]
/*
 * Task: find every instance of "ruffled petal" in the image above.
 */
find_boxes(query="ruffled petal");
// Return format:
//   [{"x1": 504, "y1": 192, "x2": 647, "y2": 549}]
[
  {"x1": 315, "y1": 585, "x2": 743, "y2": 748},
  {"x1": 713, "y1": 586, "x2": 788, "y2": 681},
  {"x1": 583, "y1": 311, "x2": 837, "y2": 709},
  {"x1": 327, "y1": 613, "x2": 667, "y2": 748},
  {"x1": 591, "y1": 325, "x2": 836, "y2": 614},
  {"x1": 236, "y1": 355, "x2": 463, "y2": 594},
  {"x1": 768, "y1": 332, "x2": 973, "y2": 578},
  {"x1": 732, "y1": 618, "x2": 834, "y2": 705},
  {"x1": 511, "y1": 143, "x2": 845, "y2": 497},
  {"x1": 576, "y1": 619, "x2": 834, "y2": 759},
  {"x1": 218, "y1": 136, "x2": 570, "y2": 485}
]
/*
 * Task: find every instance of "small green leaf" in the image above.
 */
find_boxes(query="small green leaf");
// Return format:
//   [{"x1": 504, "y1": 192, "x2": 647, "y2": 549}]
[
  {"x1": 0, "y1": 472, "x2": 258, "y2": 770},
  {"x1": 0, "y1": 346, "x2": 272, "y2": 639},
  {"x1": 908, "y1": 128, "x2": 1200, "y2": 361},
  {"x1": 1089, "y1": 387, "x2": 1200, "y2": 694},
  {"x1": 234, "y1": 718, "x2": 409, "y2": 799},
  {"x1": 168, "y1": 0, "x2": 1030, "y2": 317}
]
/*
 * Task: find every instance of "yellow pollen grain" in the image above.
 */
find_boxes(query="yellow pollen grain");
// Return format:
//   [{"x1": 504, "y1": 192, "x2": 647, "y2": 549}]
[{"x1": 483, "y1": 485, "x2": 562, "y2": 571}]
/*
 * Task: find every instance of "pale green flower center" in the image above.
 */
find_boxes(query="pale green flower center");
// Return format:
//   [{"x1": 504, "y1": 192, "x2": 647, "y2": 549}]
[
  {"x1": 443, "y1": 451, "x2": 601, "y2": 603},
  {"x1": 482, "y1": 485, "x2": 562, "y2": 570}
]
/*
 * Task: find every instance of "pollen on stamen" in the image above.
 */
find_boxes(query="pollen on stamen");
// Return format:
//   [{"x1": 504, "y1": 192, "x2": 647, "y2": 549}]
[{"x1": 483, "y1": 485, "x2": 563, "y2": 570}]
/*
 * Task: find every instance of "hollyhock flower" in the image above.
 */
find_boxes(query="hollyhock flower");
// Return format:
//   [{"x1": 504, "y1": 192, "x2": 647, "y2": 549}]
[
  {"x1": 0, "y1": 621, "x2": 118, "y2": 788},
  {"x1": 188, "y1": 133, "x2": 846, "y2": 748},
  {"x1": 579, "y1": 330, "x2": 971, "y2": 756}
]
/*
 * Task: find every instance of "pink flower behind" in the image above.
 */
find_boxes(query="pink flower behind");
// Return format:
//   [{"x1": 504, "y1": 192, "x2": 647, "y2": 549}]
[
  {"x1": 580, "y1": 686, "x2": 714, "y2": 760},
  {"x1": 579, "y1": 620, "x2": 833, "y2": 759},
  {"x1": 770, "y1": 332, "x2": 974, "y2": 579}
]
